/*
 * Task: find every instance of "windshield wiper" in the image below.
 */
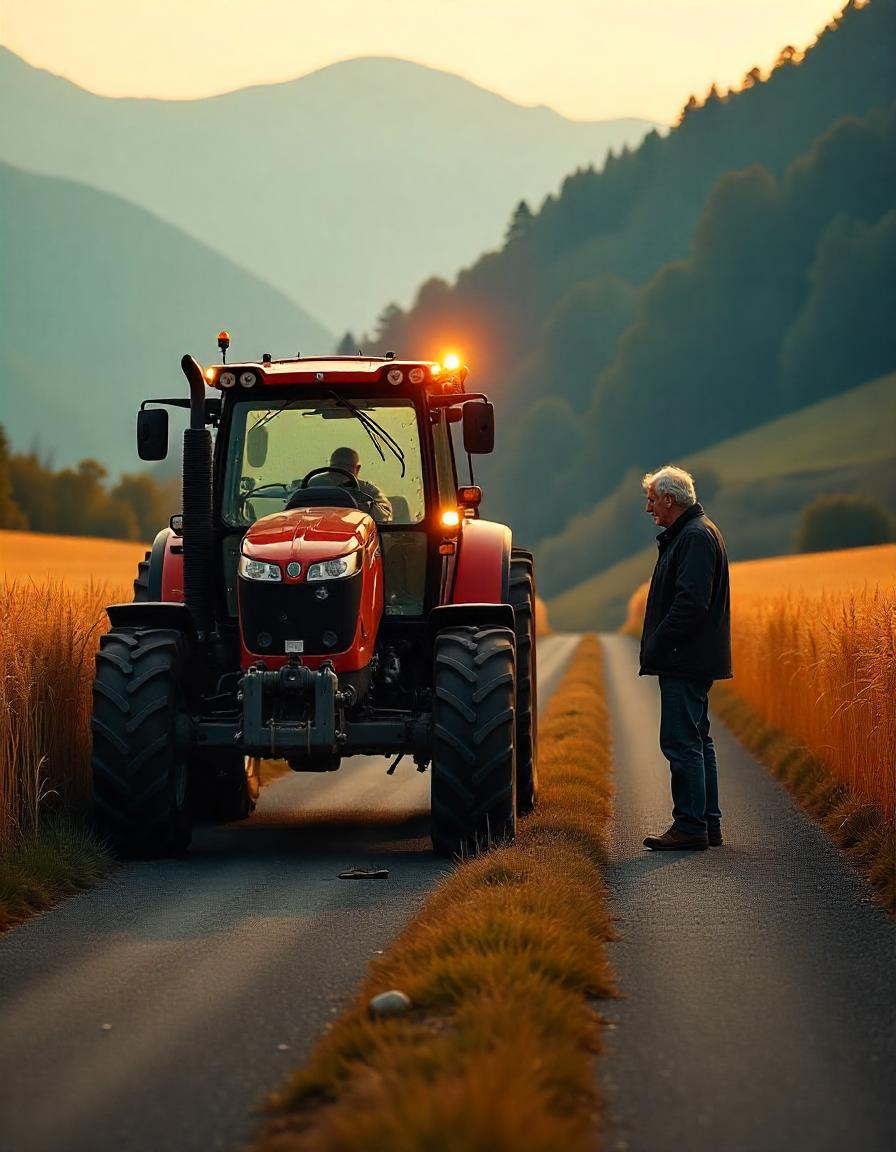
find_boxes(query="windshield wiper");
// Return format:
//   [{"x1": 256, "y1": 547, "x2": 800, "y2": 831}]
[
  {"x1": 251, "y1": 394, "x2": 306, "y2": 433},
  {"x1": 326, "y1": 392, "x2": 406, "y2": 477}
]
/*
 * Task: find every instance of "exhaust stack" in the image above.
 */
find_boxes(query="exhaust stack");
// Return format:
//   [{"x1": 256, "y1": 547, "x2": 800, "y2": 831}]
[{"x1": 180, "y1": 355, "x2": 214, "y2": 637}]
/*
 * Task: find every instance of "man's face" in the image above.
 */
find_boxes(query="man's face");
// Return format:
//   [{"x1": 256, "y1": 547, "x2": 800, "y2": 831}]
[{"x1": 645, "y1": 484, "x2": 676, "y2": 528}]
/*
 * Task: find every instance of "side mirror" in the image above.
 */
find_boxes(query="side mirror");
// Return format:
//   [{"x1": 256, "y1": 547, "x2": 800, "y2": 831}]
[
  {"x1": 137, "y1": 408, "x2": 168, "y2": 461},
  {"x1": 246, "y1": 423, "x2": 268, "y2": 468},
  {"x1": 463, "y1": 401, "x2": 494, "y2": 455}
]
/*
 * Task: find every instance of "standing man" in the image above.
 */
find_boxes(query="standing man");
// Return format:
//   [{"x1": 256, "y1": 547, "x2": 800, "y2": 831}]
[{"x1": 639, "y1": 465, "x2": 731, "y2": 851}]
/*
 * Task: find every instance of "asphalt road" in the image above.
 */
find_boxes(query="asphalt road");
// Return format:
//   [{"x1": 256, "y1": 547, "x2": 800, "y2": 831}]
[
  {"x1": 598, "y1": 634, "x2": 896, "y2": 1152},
  {"x1": 0, "y1": 633, "x2": 580, "y2": 1152}
]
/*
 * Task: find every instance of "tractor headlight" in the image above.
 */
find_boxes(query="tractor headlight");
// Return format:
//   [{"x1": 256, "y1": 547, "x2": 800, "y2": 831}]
[
  {"x1": 306, "y1": 553, "x2": 360, "y2": 581},
  {"x1": 238, "y1": 555, "x2": 282, "y2": 582}
]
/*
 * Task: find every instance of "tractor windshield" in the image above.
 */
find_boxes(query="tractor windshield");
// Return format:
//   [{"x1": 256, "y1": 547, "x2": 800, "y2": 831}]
[{"x1": 221, "y1": 397, "x2": 426, "y2": 527}]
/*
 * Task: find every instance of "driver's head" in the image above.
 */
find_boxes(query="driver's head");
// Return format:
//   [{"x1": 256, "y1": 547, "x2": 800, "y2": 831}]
[{"x1": 330, "y1": 446, "x2": 361, "y2": 477}]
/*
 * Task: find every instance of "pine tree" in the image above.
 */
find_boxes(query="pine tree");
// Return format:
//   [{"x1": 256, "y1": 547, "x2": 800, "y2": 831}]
[
  {"x1": 335, "y1": 331, "x2": 358, "y2": 356},
  {"x1": 505, "y1": 200, "x2": 533, "y2": 244}
]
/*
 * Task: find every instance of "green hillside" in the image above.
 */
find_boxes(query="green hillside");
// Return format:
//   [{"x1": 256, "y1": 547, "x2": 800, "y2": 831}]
[
  {"x1": 0, "y1": 162, "x2": 331, "y2": 475},
  {"x1": 546, "y1": 373, "x2": 896, "y2": 630},
  {"x1": 549, "y1": 547, "x2": 656, "y2": 635},
  {"x1": 686, "y1": 372, "x2": 896, "y2": 481}
]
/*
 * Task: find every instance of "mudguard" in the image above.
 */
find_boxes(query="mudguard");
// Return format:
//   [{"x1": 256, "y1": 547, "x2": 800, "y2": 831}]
[
  {"x1": 429, "y1": 603, "x2": 515, "y2": 636},
  {"x1": 106, "y1": 602, "x2": 197, "y2": 638},
  {"x1": 145, "y1": 527, "x2": 185, "y2": 603},
  {"x1": 450, "y1": 519, "x2": 512, "y2": 604}
]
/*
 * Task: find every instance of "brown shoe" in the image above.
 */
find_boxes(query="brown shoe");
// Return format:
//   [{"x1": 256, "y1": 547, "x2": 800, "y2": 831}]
[{"x1": 643, "y1": 826, "x2": 709, "y2": 851}]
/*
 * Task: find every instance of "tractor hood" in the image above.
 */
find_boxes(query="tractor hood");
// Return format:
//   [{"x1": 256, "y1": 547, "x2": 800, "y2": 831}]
[{"x1": 241, "y1": 507, "x2": 374, "y2": 567}]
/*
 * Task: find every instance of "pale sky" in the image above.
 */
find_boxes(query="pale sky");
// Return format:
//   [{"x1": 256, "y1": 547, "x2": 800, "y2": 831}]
[{"x1": 1, "y1": 0, "x2": 847, "y2": 122}]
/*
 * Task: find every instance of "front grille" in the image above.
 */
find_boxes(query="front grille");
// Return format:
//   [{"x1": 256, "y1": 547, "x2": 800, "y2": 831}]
[{"x1": 240, "y1": 573, "x2": 362, "y2": 656}]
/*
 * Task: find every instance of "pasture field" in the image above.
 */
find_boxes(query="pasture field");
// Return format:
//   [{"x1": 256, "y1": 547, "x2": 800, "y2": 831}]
[
  {"x1": 625, "y1": 542, "x2": 896, "y2": 628},
  {"x1": 0, "y1": 530, "x2": 146, "y2": 589},
  {"x1": 625, "y1": 544, "x2": 896, "y2": 904}
]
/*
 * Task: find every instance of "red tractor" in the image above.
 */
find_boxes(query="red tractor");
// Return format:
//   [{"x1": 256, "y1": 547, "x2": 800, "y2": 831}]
[{"x1": 91, "y1": 347, "x2": 538, "y2": 858}]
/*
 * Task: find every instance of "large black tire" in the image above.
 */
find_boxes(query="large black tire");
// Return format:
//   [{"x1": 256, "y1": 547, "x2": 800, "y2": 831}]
[
  {"x1": 133, "y1": 551, "x2": 151, "y2": 602},
  {"x1": 91, "y1": 628, "x2": 191, "y2": 857},
  {"x1": 510, "y1": 550, "x2": 538, "y2": 815},
  {"x1": 431, "y1": 625, "x2": 517, "y2": 857},
  {"x1": 189, "y1": 751, "x2": 255, "y2": 823}
]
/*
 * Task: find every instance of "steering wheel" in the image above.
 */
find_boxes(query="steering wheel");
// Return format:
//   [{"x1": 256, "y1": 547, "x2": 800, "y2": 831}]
[
  {"x1": 239, "y1": 482, "x2": 290, "y2": 507},
  {"x1": 297, "y1": 466, "x2": 360, "y2": 489}
]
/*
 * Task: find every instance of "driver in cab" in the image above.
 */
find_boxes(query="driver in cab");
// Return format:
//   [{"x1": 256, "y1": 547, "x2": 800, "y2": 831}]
[{"x1": 310, "y1": 446, "x2": 393, "y2": 524}]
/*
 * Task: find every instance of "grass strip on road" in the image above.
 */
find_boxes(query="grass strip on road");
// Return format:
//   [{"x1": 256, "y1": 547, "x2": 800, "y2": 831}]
[
  {"x1": 255, "y1": 635, "x2": 615, "y2": 1152},
  {"x1": 712, "y1": 687, "x2": 895, "y2": 913}
]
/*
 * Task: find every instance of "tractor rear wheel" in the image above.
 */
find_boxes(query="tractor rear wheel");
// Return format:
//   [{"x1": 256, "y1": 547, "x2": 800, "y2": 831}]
[
  {"x1": 431, "y1": 625, "x2": 516, "y2": 857},
  {"x1": 510, "y1": 550, "x2": 538, "y2": 814},
  {"x1": 189, "y1": 751, "x2": 256, "y2": 823},
  {"x1": 133, "y1": 551, "x2": 151, "y2": 602},
  {"x1": 91, "y1": 628, "x2": 191, "y2": 857}
]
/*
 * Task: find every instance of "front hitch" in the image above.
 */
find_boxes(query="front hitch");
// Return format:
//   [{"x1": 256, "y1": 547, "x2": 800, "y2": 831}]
[{"x1": 240, "y1": 659, "x2": 341, "y2": 757}]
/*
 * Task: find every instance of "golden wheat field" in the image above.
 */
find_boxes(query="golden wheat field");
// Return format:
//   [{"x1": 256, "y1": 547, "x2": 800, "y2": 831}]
[
  {"x1": 0, "y1": 530, "x2": 146, "y2": 588},
  {"x1": 0, "y1": 579, "x2": 129, "y2": 844},
  {"x1": 625, "y1": 544, "x2": 896, "y2": 818},
  {"x1": 0, "y1": 534, "x2": 139, "y2": 843}
]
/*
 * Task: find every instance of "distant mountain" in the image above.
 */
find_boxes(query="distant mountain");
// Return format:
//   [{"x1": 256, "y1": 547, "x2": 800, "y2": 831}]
[
  {"x1": 0, "y1": 50, "x2": 658, "y2": 334},
  {"x1": 0, "y1": 161, "x2": 331, "y2": 475}
]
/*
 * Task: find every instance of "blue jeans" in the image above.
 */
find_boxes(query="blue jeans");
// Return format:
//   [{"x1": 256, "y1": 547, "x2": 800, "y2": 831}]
[{"x1": 658, "y1": 676, "x2": 721, "y2": 837}]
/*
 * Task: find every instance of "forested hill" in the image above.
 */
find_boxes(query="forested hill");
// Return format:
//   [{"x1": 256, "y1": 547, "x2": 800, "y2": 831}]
[{"x1": 367, "y1": 0, "x2": 896, "y2": 582}]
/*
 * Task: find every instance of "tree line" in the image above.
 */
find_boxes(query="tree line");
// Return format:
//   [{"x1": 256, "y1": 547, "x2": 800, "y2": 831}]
[{"x1": 0, "y1": 426, "x2": 176, "y2": 542}]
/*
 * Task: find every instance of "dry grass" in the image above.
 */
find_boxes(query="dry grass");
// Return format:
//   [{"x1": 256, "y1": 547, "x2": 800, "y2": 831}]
[
  {"x1": 0, "y1": 579, "x2": 128, "y2": 843},
  {"x1": 534, "y1": 594, "x2": 551, "y2": 636},
  {"x1": 712, "y1": 688, "x2": 895, "y2": 911},
  {"x1": 255, "y1": 636, "x2": 615, "y2": 1152},
  {"x1": 624, "y1": 545, "x2": 896, "y2": 908},
  {"x1": 0, "y1": 529, "x2": 146, "y2": 588},
  {"x1": 0, "y1": 578, "x2": 122, "y2": 925}
]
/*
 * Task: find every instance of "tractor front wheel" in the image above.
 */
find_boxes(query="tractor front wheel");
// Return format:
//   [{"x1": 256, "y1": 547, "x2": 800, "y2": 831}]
[
  {"x1": 430, "y1": 625, "x2": 516, "y2": 857},
  {"x1": 91, "y1": 628, "x2": 191, "y2": 857}
]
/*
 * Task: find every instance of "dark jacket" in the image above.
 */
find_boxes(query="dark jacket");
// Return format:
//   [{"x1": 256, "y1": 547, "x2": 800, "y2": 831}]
[{"x1": 639, "y1": 502, "x2": 732, "y2": 680}]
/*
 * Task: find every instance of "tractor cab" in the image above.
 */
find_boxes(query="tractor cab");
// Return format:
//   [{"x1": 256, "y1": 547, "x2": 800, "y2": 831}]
[{"x1": 93, "y1": 344, "x2": 537, "y2": 861}]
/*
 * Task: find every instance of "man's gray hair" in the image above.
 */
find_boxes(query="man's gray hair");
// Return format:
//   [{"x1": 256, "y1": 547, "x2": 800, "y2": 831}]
[{"x1": 642, "y1": 465, "x2": 697, "y2": 508}]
